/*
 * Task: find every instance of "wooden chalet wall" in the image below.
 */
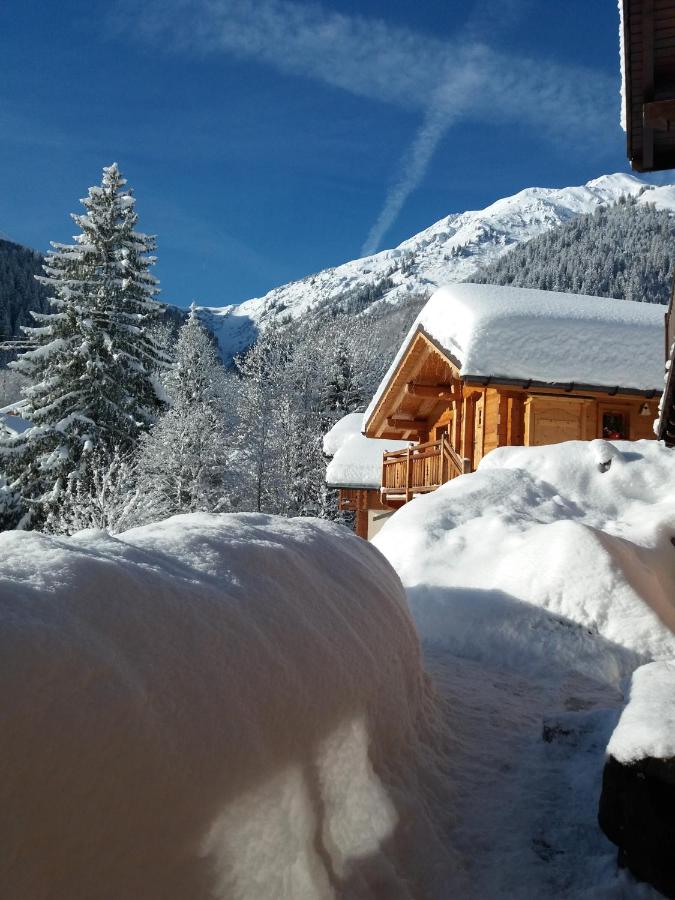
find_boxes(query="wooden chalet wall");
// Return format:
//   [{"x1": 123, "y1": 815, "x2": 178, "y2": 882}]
[
  {"x1": 454, "y1": 384, "x2": 657, "y2": 470},
  {"x1": 337, "y1": 488, "x2": 389, "y2": 539}
]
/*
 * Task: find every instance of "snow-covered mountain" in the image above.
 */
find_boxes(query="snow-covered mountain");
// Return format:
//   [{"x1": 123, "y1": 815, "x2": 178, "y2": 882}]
[{"x1": 199, "y1": 173, "x2": 675, "y2": 361}]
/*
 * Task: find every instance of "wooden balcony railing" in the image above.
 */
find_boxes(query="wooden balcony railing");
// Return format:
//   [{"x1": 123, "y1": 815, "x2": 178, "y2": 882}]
[{"x1": 381, "y1": 436, "x2": 471, "y2": 504}]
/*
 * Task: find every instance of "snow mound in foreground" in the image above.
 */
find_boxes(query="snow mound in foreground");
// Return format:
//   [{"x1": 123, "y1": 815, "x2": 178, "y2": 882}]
[
  {"x1": 374, "y1": 440, "x2": 675, "y2": 686},
  {"x1": 607, "y1": 660, "x2": 675, "y2": 763},
  {"x1": 0, "y1": 513, "x2": 455, "y2": 900}
]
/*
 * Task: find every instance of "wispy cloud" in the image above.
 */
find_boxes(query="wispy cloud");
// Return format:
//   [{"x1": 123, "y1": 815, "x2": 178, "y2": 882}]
[
  {"x1": 113, "y1": 0, "x2": 618, "y2": 253},
  {"x1": 361, "y1": 47, "x2": 489, "y2": 256}
]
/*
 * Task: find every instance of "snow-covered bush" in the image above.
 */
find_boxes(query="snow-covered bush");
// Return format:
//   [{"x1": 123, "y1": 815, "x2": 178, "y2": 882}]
[
  {"x1": 0, "y1": 513, "x2": 456, "y2": 898},
  {"x1": 43, "y1": 447, "x2": 139, "y2": 535}
]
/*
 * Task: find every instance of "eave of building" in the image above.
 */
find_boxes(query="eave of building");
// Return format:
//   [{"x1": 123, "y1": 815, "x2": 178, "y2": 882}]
[
  {"x1": 462, "y1": 376, "x2": 661, "y2": 398},
  {"x1": 364, "y1": 327, "x2": 462, "y2": 438},
  {"x1": 327, "y1": 481, "x2": 377, "y2": 491},
  {"x1": 621, "y1": 0, "x2": 675, "y2": 172}
]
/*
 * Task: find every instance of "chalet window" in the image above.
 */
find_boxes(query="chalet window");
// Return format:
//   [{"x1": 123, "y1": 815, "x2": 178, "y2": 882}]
[{"x1": 602, "y1": 412, "x2": 627, "y2": 440}]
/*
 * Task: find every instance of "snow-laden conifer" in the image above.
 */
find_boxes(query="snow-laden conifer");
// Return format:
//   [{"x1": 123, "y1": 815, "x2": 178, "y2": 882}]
[
  {"x1": 44, "y1": 447, "x2": 139, "y2": 535},
  {"x1": 0, "y1": 163, "x2": 166, "y2": 527},
  {"x1": 134, "y1": 306, "x2": 230, "y2": 522}
]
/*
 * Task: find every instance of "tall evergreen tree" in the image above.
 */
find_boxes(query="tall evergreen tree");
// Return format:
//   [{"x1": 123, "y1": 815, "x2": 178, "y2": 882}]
[
  {"x1": 134, "y1": 306, "x2": 230, "y2": 522},
  {"x1": 0, "y1": 163, "x2": 166, "y2": 528}
]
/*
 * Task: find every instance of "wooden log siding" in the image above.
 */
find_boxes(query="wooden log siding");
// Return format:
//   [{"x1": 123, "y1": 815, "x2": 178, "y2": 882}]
[
  {"x1": 622, "y1": 0, "x2": 675, "y2": 171},
  {"x1": 381, "y1": 436, "x2": 471, "y2": 504}
]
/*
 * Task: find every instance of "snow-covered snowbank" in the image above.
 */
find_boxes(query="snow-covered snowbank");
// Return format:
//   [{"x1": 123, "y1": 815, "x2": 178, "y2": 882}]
[
  {"x1": 323, "y1": 413, "x2": 411, "y2": 488},
  {"x1": 373, "y1": 438, "x2": 675, "y2": 897},
  {"x1": 0, "y1": 513, "x2": 455, "y2": 900},
  {"x1": 374, "y1": 439, "x2": 675, "y2": 685}
]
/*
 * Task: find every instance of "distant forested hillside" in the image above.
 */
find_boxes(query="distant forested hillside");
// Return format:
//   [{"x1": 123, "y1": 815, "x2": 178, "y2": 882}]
[
  {"x1": 0, "y1": 240, "x2": 50, "y2": 365},
  {"x1": 472, "y1": 194, "x2": 675, "y2": 304},
  {"x1": 0, "y1": 238, "x2": 184, "y2": 370}
]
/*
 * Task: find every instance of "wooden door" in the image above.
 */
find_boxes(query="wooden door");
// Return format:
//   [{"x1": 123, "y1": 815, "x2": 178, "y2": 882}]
[
  {"x1": 473, "y1": 394, "x2": 485, "y2": 467},
  {"x1": 525, "y1": 397, "x2": 584, "y2": 446}
]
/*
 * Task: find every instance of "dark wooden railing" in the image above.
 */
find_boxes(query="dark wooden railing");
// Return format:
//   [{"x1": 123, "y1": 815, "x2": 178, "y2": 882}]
[{"x1": 381, "y1": 436, "x2": 471, "y2": 504}]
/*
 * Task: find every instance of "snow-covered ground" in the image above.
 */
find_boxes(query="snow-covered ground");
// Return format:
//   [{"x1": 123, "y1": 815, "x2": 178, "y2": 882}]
[
  {"x1": 0, "y1": 513, "x2": 456, "y2": 900},
  {"x1": 2, "y1": 441, "x2": 674, "y2": 898},
  {"x1": 199, "y1": 173, "x2": 675, "y2": 362},
  {"x1": 374, "y1": 439, "x2": 675, "y2": 898}
]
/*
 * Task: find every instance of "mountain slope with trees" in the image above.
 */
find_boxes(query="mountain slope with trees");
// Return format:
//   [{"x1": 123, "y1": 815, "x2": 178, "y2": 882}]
[
  {"x1": 472, "y1": 193, "x2": 675, "y2": 304},
  {"x1": 199, "y1": 173, "x2": 675, "y2": 362},
  {"x1": 0, "y1": 239, "x2": 50, "y2": 366}
]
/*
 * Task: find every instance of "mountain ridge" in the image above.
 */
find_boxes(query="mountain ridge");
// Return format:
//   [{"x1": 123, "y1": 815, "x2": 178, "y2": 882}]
[{"x1": 198, "y1": 173, "x2": 675, "y2": 361}]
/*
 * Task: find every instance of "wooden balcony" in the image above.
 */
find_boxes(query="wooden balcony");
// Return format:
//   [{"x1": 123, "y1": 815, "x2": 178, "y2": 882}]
[{"x1": 381, "y1": 436, "x2": 471, "y2": 505}]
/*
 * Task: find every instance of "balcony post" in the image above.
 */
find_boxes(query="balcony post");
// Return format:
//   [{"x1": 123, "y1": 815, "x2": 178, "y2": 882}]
[{"x1": 405, "y1": 447, "x2": 412, "y2": 502}]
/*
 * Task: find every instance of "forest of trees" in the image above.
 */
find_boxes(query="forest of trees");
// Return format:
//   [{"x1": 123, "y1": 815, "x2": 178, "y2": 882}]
[
  {"x1": 0, "y1": 239, "x2": 50, "y2": 368},
  {"x1": 0, "y1": 164, "x2": 426, "y2": 533},
  {"x1": 472, "y1": 193, "x2": 675, "y2": 304}
]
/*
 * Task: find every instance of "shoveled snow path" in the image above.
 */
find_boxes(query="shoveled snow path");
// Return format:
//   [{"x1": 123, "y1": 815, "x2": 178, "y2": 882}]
[{"x1": 426, "y1": 646, "x2": 658, "y2": 898}]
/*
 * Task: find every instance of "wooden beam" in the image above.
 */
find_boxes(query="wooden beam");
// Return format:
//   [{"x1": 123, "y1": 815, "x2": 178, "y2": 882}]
[
  {"x1": 386, "y1": 416, "x2": 427, "y2": 429},
  {"x1": 644, "y1": 99, "x2": 675, "y2": 131},
  {"x1": 405, "y1": 382, "x2": 457, "y2": 399},
  {"x1": 643, "y1": 0, "x2": 655, "y2": 169}
]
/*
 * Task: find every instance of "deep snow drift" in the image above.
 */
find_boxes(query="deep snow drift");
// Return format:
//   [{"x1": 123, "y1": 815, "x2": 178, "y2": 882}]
[
  {"x1": 374, "y1": 439, "x2": 675, "y2": 682},
  {"x1": 374, "y1": 439, "x2": 675, "y2": 898},
  {"x1": 0, "y1": 513, "x2": 455, "y2": 900}
]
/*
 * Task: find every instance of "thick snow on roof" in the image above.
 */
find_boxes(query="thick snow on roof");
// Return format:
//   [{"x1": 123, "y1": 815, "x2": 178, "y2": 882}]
[
  {"x1": 0, "y1": 512, "x2": 455, "y2": 898},
  {"x1": 322, "y1": 412, "x2": 364, "y2": 456},
  {"x1": 0, "y1": 413, "x2": 31, "y2": 436},
  {"x1": 607, "y1": 661, "x2": 675, "y2": 763},
  {"x1": 365, "y1": 283, "x2": 665, "y2": 425},
  {"x1": 372, "y1": 438, "x2": 675, "y2": 895},
  {"x1": 324, "y1": 413, "x2": 411, "y2": 488}
]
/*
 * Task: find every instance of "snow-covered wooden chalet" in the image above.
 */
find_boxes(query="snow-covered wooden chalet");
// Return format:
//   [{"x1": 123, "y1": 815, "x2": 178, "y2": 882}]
[
  {"x1": 620, "y1": 0, "x2": 675, "y2": 445},
  {"x1": 326, "y1": 283, "x2": 664, "y2": 538}
]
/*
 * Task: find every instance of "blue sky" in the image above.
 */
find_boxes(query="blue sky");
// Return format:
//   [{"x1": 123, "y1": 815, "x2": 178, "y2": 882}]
[{"x1": 1, "y1": 0, "x2": 631, "y2": 308}]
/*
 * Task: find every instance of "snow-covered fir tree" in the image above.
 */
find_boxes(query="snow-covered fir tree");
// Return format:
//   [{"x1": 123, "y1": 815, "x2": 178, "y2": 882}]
[
  {"x1": 134, "y1": 306, "x2": 230, "y2": 523},
  {"x1": 231, "y1": 328, "x2": 292, "y2": 513},
  {"x1": 0, "y1": 163, "x2": 166, "y2": 528},
  {"x1": 44, "y1": 447, "x2": 139, "y2": 535},
  {"x1": 229, "y1": 310, "x2": 386, "y2": 518}
]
